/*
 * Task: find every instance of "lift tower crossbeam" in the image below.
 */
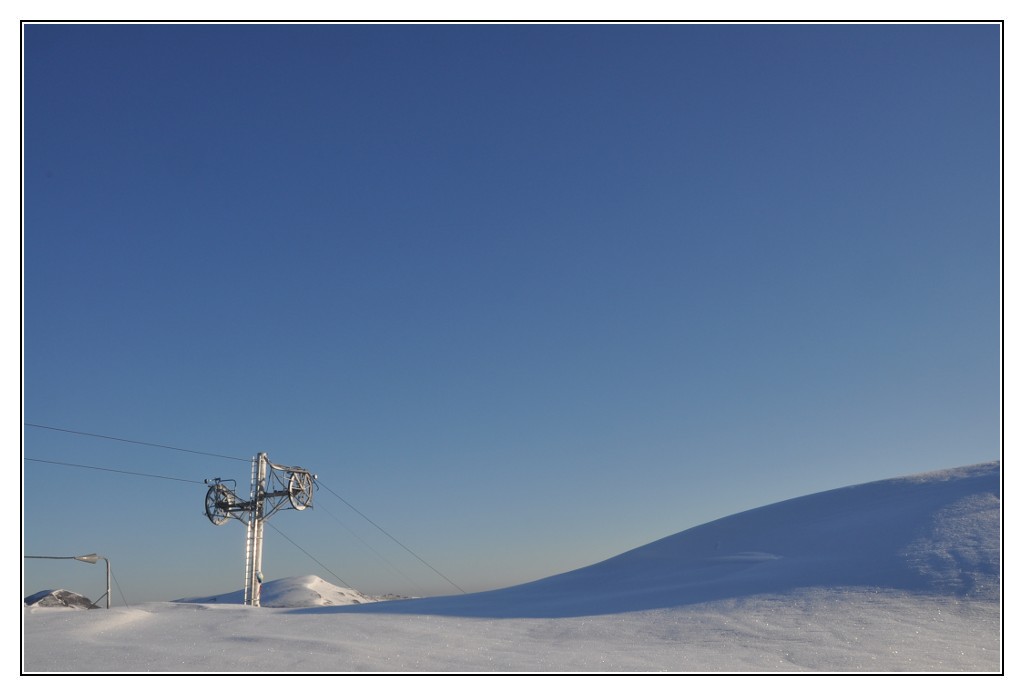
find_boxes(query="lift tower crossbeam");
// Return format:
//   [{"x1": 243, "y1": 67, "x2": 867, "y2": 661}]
[{"x1": 204, "y1": 452, "x2": 316, "y2": 606}]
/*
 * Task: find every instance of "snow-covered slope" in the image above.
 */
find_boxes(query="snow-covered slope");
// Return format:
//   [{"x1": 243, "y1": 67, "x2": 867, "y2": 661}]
[
  {"x1": 175, "y1": 575, "x2": 378, "y2": 608},
  {"x1": 23, "y1": 462, "x2": 1001, "y2": 672},
  {"x1": 306, "y1": 461, "x2": 1000, "y2": 618}
]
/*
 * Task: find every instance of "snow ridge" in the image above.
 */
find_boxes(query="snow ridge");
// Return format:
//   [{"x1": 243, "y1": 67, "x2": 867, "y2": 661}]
[{"x1": 295, "y1": 462, "x2": 999, "y2": 618}]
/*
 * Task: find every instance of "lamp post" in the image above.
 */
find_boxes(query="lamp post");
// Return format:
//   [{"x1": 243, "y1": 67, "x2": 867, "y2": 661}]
[{"x1": 25, "y1": 554, "x2": 111, "y2": 609}]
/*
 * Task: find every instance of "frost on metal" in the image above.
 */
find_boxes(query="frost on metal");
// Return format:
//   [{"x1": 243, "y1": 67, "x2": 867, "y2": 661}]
[{"x1": 204, "y1": 452, "x2": 317, "y2": 607}]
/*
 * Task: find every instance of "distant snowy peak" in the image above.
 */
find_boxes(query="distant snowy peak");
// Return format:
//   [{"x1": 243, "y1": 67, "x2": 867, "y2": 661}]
[{"x1": 176, "y1": 575, "x2": 380, "y2": 608}]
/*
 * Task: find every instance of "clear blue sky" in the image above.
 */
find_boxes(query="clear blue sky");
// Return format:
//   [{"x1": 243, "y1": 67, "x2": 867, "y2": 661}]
[{"x1": 22, "y1": 22, "x2": 1000, "y2": 603}]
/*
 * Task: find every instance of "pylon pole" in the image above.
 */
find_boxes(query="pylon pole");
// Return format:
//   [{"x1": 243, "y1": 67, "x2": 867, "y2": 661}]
[
  {"x1": 243, "y1": 453, "x2": 268, "y2": 607},
  {"x1": 205, "y1": 451, "x2": 315, "y2": 607}
]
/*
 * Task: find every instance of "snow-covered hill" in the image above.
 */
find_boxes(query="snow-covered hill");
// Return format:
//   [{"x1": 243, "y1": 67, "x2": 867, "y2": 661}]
[
  {"x1": 175, "y1": 575, "x2": 380, "y2": 608},
  {"x1": 321, "y1": 461, "x2": 999, "y2": 618},
  {"x1": 22, "y1": 462, "x2": 1001, "y2": 672}
]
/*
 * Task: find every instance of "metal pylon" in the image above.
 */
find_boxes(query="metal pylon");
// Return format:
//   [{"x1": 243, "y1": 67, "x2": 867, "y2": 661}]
[
  {"x1": 204, "y1": 452, "x2": 316, "y2": 608},
  {"x1": 243, "y1": 453, "x2": 268, "y2": 606}
]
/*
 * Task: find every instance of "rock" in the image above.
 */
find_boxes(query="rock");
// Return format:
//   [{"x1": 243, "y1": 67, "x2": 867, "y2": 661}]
[{"x1": 25, "y1": 589, "x2": 96, "y2": 609}]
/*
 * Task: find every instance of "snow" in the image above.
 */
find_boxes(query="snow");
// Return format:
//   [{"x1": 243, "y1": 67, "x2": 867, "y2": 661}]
[
  {"x1": 174, "y1": 574, "x2": 384, "y2": 608},
  {"x1": 21, "y1": 462, "x2": 1002, "y2": 674}
]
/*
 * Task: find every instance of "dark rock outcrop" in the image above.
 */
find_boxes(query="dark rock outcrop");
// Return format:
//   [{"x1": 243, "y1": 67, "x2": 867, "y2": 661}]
[{"x1": 24, "y1": 589, "x2": 95, "y2": 609}]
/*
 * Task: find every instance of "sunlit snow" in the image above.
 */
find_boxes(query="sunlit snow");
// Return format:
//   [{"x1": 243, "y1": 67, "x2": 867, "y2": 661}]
[{"x1": 22, "y1": 462, "x2": 1001, "y2": 673}]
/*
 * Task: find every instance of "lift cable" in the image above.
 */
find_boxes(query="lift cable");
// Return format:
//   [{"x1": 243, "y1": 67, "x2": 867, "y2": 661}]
[
  {"x1": 315, "y1": 501, "x2": 428, "y2": 597},
  {"x1": 265, "y1": 521, "x2": 353, "y2": 590},
  {"x1": 25, "y1": 457, "x2": 206, "y2": 485},
  {"x1": 26, "y1": 456, "x2": 358, "y2": 596},
  {"x1": 25, "y1": 423, "x2": 468, "y2": 595},
  {"x1": 24, "y1": 423, "x2": 250, "y2": 462},
  {"x1": 317, "y1": 479, "x2": 467, "y2": 595}
]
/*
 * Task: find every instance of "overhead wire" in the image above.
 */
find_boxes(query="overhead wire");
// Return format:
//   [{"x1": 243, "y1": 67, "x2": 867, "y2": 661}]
[
  {"x1": 25, "y1": 457, "x2": 206, "y2": 485},
  {"x1": 23, "y1": 453, "x2": 439, "y2": 593},
  {"x1": 109, "y1": 567, "x2": 130, "y2": 608},
  {"x1": 25, "y1": 454, "x2": 356, "y2": 597},
  {"x1": 318, "y1": 479, "x2": 467, "y2": 594},
  {"x1": 24, "y1": 423, "x2": 250, "y2": 461},
  {"x1": 265, "y1": 521, "x2": 353, "y2": 590},
  {"x1": 25, "y1": 422, "x2": 468, "y2": 595},
  {"x1": 314, "y1": 499, "x2": 428, "y2": 597}
]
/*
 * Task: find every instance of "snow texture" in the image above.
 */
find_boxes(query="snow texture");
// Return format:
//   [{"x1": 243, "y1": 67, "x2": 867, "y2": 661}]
[{"x1": 21, "y1": 462, "x2": 1001, "y2": 673}]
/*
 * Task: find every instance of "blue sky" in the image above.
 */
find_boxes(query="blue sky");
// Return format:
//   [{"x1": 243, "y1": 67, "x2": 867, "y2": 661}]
[{"x1": 22, "y1": 23, "x2": 1000, "y2": 603}]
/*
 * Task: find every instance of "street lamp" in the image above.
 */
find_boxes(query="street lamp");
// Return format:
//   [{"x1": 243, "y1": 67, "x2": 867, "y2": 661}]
[{"x1": 25, "y1": 554, "x2": 111, "y2": 609}]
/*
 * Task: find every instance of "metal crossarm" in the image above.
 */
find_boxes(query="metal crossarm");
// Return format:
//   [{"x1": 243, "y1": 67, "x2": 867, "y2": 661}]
[{"x1": 204, "y1": 452, "x2": 316, "y2": 606}]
